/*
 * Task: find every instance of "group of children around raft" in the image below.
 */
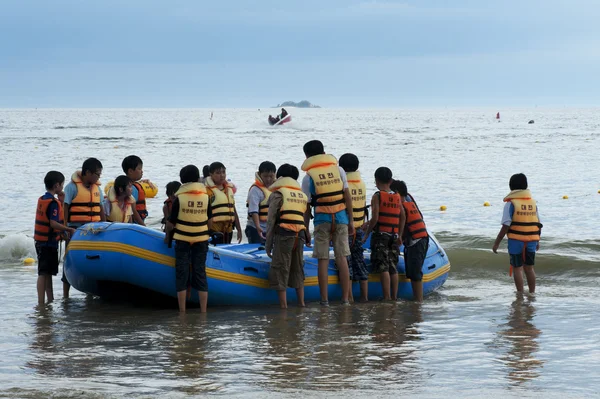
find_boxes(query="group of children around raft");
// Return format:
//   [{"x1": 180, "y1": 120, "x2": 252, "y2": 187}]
[{"x1": 34, "y1": 141, "x2": 543, "y2": 310}]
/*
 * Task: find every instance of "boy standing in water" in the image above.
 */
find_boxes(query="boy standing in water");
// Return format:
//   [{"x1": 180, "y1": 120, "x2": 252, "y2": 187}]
[
  {"x1": 362, "y1": 168, "x2": 405, "y2": 301},
  {"x1": 34, "y1": 171, "x2": 76, "y2": 305},
  {"x1": 63, "y1": 157, "x2": 106, "y2": 298},
  {"x1": 493, "y1": 173, "x2": 542, "y2": 293},
  {"x1": 391, "y1": 180, "x2": 429, "y2": 302},
  {"x1": 164, "y1": 165, "x2": 212, "y2": 312},
  {"x1": 205, "y1": 162, "x2": 242, "y2": 244},
  {"x1": 301, "y1": 140, "x2": 354, "y2": 306},
  {"x1": 122, "y1": 155, "x2": 148, "y2": 223},
  {"x1": 246, "y1": 161, "x2": 276, "y2": 244},
  {"x1": 265, "y1": 164, "x2": 307, "y2": 308},
  {"x1": 339, "y1": 153, "x2": 369, "y2": 302}
]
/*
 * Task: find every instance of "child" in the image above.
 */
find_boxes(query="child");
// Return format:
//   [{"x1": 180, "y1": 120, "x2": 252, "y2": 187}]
[
  {"x1": 164, "y1": 165, "x2": 212, "y2": 312},
  {"x1": 492, "y1": 173, "x2": 542, "y2": 293},
  {"x1": 34, "y1": 171, "x2": 76, "y2": 305},
  {"x1": 301, "y1": 140, "x2": 354, "y2": 305},
  {"x1": 162, "y1": 181, "x2": 182, "y2": 230},
  {"x1": 201, "y1": 165, "x2": 210, "y2": 184},
  {"x1": 104, "y1": 175, "x2": 145, "y2": 225},
  {"x1": 339, "y1": 153, "x2": 369, "y2": 302},
  {"x1": 362, "y1": 167, "x2": 405, "y2": 301},
  {"x1": 205, "y1": 162, "x2": 242, "y2": 244},
  {"x1": 265, "y1": 164, "x2": 307, "y2": 308},
  {"x1": 121, "y1": 155, "x2": 148, "y2": 222},
  {"x1": 63, "y1": 157, "x2": 106, "y2": 298},
  {"x1": 391, "y1": 180, "x2": 428, "y2": 302},
  {"x1": 246, "y1": 161, "x2": 276, "y2": 244}
]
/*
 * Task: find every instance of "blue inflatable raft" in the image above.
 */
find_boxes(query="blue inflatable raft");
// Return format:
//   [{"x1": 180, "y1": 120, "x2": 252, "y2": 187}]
[{"x1": 64, "y1": 223, "x2": 450, "y2": 306}]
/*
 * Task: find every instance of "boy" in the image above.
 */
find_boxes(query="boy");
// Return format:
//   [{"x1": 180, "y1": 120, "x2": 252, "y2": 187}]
[
  {"x1": 161, "y1": 181, "x2": 181, "y2": 230},
  {"x1": 205, "y1": 162, "x2": 242, "y2": 244},
  {"x1": 362, "y1": 167, "x2": 406, "y2": 301},
  {"x1": 164, "y1": 165, "x2": 212, "y2": 312},
  {"x1": 34, "y1": 171, "x2": 76, "y2": 305},
  {"x1": 122, "y1": 155, "x2": 148, "y2": 222},
  {"x1": 246, "y1": 161, "x2": 276, "y2": 244},
  {"x1": 492, "y1": 173, "x2": 542, "y2": 293},
  {"x1": 391, "y1": 180, "x2": 429, "y2": 302},
  {"x1": 265, "y1": 164, "x2": 307, "y2": 308},
  {"x1": 339, "y1": 153, "x2": 369, "y2": 302},
  {"x1": 301, "y1": 140, "x2": 354, "y2": 306},
  {"x1": 63, "y1": 157, "x2": 106, "y2": 298}
]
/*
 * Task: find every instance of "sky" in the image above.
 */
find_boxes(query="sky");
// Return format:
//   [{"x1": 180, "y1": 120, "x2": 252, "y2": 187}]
[{"x1": 1, "y1": 0, "x2": 599, "y2": 107}]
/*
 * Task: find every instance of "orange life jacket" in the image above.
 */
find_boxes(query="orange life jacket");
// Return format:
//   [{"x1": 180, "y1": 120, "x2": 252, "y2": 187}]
[
  {"x1": 504, "y1": 189, "x2": 542, "y2": 242},
  {"x1": 376, "y1": 191, "x2": 401, "y2": 235},
  {"x1": 34, "y1": 196, "x2": 64, "y2": 242},
  {"x1": 132, "y1": 181, "x2": 148, "y2": 220},
  {"x1": 269, "y1": 177, "x2": 307, "y2": 233},
  {"x1": 246, "y1": 173, "x2": 271, "y2": 223},
  {"x1": 68, "y1": 172, "x2": 102, "y2": 224},
  {"x1": 402, "y1": 194, "x2": 428, "y2": 240},
  {"x1": 301, "y1": 154, "x2": 346, "y2": 215}
]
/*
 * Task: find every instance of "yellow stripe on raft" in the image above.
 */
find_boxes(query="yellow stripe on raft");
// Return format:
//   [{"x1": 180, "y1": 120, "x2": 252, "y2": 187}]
[{"x1": 66, "y1": 241, "x2": 450, "y2": 288}]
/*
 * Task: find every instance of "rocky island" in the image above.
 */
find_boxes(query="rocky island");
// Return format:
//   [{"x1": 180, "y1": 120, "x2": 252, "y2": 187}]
[{"x1": 273, "y1": 100, "x2": 321, "y2": 108}]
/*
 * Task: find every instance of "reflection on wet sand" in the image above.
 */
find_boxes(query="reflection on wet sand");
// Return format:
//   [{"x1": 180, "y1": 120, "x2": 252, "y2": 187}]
[{"x1": 499, "y1": 294, "x2": 543, "y2": 385}]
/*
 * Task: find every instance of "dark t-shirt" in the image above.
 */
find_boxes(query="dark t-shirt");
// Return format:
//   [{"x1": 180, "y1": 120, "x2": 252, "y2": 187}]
[{"x1": 168, "y1": 197, "x2": 212, "y2": 224}]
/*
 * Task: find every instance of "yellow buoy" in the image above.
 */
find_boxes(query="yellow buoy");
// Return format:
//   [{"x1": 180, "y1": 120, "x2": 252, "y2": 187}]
[
  {"x1": 597, "y1": 190, "x2": 600, "y2": 194},
  {"x1": 141, "y1": 181, "x2": 159, "y2": 198},
  {"x1": 23, "y1": 257, "x2": 36, "y2": 266},
  {"x1": 103, "y1": 180, "x2": 115, "y2": 196},
  {"x1": 439, "y1": 205, "x2": 447, "y2": 211},
  {"x1": 562, "y1": 195, "x2": 569, "y2": 199},
  {"x1": 483, "y1": 201, "x2": 491, "y2": 207}
]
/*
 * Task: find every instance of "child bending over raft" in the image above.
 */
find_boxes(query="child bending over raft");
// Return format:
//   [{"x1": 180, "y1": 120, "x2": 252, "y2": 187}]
[
  {"x1": 104, "y1": 175, "x2": 145, "y2": 225},
  {"x1": 265, "y1": 164, "x2": 308, "y2": 309},
  {"x1": 246, "y1": 161, "x2": 276, "y2": 244},
  {"x1": 492, "y1": 173, "x2": 542, "y2": 293}
]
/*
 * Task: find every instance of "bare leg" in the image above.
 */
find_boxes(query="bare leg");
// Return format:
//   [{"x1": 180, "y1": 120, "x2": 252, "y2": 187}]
[
  {"x1": 277, "y1": 290, "x2": 287, "y2": 309},
  {"x1": 177, "y1": 290, "x2": 187, "y2": 312},
  {"x1": 198, "y1": 291, "x2": 208, "y2": 313},
  {"x1": 390, "y1": 273, "x2": 399, "y2": 300},
  {"x1": 411, "y1": 280, "x2": 423, "y2": 302},
  {"x1": 296, "y1": 286, "x2": 305, "y2": 307},
  {"x1": 359, "y1": 280, "x2": 369, "y2": 302},
  {"x1": 348, "y1": 281, "x2": 354, "y2": 303},
  {"x1": 63, "y1": 281, "x2": 70, "y2": 299},
  {"x1": 336, "y1": 256, "x2": 350, "y2": 302},
  {"x1": 45, "y1": 276, "x2": 54, "y2": 302},
  {"x1": 37, "y1": 276, "x2": 46, "y2": 306},
  {"x1": 380, "y1": 271, "x2": 391, "y2": 300},
  {"x1": 318, "y1": 259, "x2": 329, "y2": 302},
  {"x1": 513, "y1": 267, "x2": 525, "y2": 292},
  {"x1": 523, "y1": 266, "x2": 536, "y2": 293}
]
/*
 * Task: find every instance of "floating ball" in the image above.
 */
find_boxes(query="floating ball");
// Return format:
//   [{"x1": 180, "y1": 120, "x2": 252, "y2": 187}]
[
  {"x1": 483, "y1": 201, "x2": 491, "y2": 207},
  {"x1": 439, "y1": 205, "x2": 447, "y2": 211},
  {"x1": 23, "y1": 257, "x2": 35, "y2": 266},
  {"x1": 103, "y1": 181, "x2": 114, "y2": 196},
  {"x1": 562, "y1": 195, "x2": 569, "y2": 199}
]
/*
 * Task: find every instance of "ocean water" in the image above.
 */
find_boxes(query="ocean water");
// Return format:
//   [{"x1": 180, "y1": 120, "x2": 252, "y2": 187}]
[{"x1": 0, "y1": 108, "x2": 599, "y2": 397}]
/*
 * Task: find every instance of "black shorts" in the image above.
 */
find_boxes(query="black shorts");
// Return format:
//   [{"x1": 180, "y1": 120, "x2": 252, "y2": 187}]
[
  {"x1": 35, "y1": 243, "x2": 59, "y2": 276},
  {"x1": 175, "y1": 240, "x2": 209, "y2": 292},
  {"x1": 404, "y1": 238, "x2": 429, "y2": 282},
  {"x1": 510, "y1": 251, "x2": 535, "y2": 268}
]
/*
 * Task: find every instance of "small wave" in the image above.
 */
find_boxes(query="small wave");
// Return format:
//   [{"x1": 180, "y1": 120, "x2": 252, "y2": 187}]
[
  {"x1": 54, "y1": 124, "x2": 128, "y2": 130},
  {"x1": 0, "y1": 234, "x2": 36, "y2": 262}
]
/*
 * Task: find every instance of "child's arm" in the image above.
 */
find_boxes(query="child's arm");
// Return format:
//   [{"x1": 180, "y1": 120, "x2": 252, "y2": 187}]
[
  {"x1": 265, "y1": 194, "x2": 281, "y2": 257},
  {"x1": 49, "y1": 220, "x2": 76, "y2": 235},
  {"x1": 162, "y1": 203, "x2": 169, "y2": 221},
  {"x1": 492, "y1": 225, "x2": 510, "y2": 253},
  {"x1": 132, "y1": 207, "x2": 145, "y2": 226},
  {"x1": 362, "y1": 194, "x2": 379, "y2": 242},
  {"x1": 395, "y1": 203, "x2": 406, "y2": 246},
  {"x1": 233, "y1": 207, "x2": 242, "y2": 243},
  {"x1": 343, "y1": 187, "x2": 355, "y2": 236},
  {"x1": 251, "y1": 213, "x2": 264, "y2": 237}
]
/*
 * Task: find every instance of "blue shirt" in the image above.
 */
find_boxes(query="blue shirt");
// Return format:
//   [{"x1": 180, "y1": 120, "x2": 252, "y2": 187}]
[
  {"x1": 131, "y1": 184, "x2": 139, "y2": 202},
  {"x1": 36, "y1": 192, "x2": 60, "y2": 247},
  {"x1": 63, "y1": 181, "x2": 105, "y2": 228}
]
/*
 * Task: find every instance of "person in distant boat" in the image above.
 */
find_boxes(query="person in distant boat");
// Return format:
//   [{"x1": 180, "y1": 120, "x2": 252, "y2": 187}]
[
  {"x1": 265, "y1": 163, "x2": 307, "y2": 309},
  {"x1": 122, "y1": 155, "x2": 148, "y2": 223},
  {"x1": 34, "y1": 171, "x2": 75, "y2": 305},
  {"x1": 205, "y1": 162, "x2": 242, "y2": 244},
  {"x1": 268, "y1": 115, "x2": 279, "y2": 126},
  {"x1": 339, "y1": 153, "x2": 369, "y2": 303},
  {"x1": 391, "y1": 180, "x2": 428, "y2": 302},
  {"x1": 492, "y1": 173, "x2": 542, "y2": 293},
  {"x1": 301, "y1": 140, "x2": 354, "y2": 306},
  {"x1": 362, "y1": 167, "x2": 405, "y2": 301},
  {"x1": 280, "y1": 108, "x2": 288, "y2": 120},
  {"x1": 164, "y1": 165, "x2": 212, "y2": 312},
  {"x1": 246, "y1": 161, "x2": 276, "y2": 244},
  {"x1": 161, "y1": 181, "x2": 181, "y2": 230},
  {"x1": 63, "y1": 157, "x2": 106, "y2": 298},
  {"x1": 104, "y1": 175, "x2": 145, "y2": 225}
]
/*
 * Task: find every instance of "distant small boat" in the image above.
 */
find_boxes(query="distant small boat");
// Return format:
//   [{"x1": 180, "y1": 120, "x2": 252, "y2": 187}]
[
  {"x1": 496, "y1": 112, "x2": 500, "y2": 120},
  {"x1": 528, "y1": 120, "x2": 535, "y2": 124},
  {"x1": 268, "y1": 114, "x2": 292, "y2": 126}
]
